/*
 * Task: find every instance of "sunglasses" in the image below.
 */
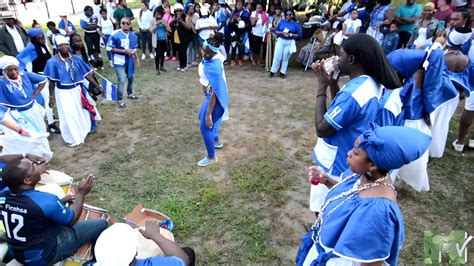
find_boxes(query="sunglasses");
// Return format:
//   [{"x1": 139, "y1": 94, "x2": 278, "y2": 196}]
[
  {"x1": 286, "y1": 12, "x2": 293, "y2": 16},
  {"x1": 121, "y1": 21, "x2": 131, "y2": 25}
]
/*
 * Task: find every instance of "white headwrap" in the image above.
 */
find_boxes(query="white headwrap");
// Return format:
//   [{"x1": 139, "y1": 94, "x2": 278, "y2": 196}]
[
  {"x1": 0, "y1": 56, "x2": 19, "y2": 70},
  {"x1": 94, "y1": 223, "x2": 138, "y2": 266},
  {"x1": 55, "y1": 35, "x2": 70, "y2": 46},
  {"x1": 447, "y1": 28, "x2": 473, "y2": 47}
]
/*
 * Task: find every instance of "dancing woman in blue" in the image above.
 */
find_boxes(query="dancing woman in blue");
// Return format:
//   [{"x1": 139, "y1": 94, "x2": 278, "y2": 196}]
[
  {"x1": 196, "y1": 37, "x2": 229, "y2": 167},
  {"x1": 297, "y1": 125, "x2": 431, "y2": 265}
]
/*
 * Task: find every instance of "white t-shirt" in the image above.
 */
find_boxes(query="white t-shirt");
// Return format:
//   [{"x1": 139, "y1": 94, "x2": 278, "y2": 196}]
[
  {"x1": 93, "y1": 3, "x2": 102, "y2": 17},
  {"x1": 6, "y1": 26, "x2": 25, "y2": 53},
  {"x1": 343, "y1": 18, "x2": 361, "y2": 39},
  {"x1": 251, "y1": 11, "x2": 265, "y2": 37},
  {"x1": 46, "y1": 29, "x2": 67, "y2": 49},
  {"x1": 138, "y1": 10, "x2": 154, "y2": 30},
  {"x1": 106, "y1": 1, "x2": 116, "y2": 17},
  {"x1": 98, "y1": 17, "x2": 115, "y2": 35},
  {"x1": 195, "y1": 17, "x2": 217, "y2": 40}
]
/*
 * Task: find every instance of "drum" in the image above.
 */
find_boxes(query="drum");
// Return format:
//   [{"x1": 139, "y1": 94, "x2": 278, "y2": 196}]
[
  {"x1": 36, "y1": 170, "x2": 73, "y2": 196},
  {"x1": 64, "y1": 204, "x2": 110, "y2": 266}
]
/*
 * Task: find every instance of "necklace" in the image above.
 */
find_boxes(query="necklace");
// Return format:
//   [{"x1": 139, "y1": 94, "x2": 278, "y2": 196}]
[
  {"x1": 58, "y1": 52, "x2": 78, "y2": 82},
  {"x1": 310, "y1": 174, "x2": 395, "y2": 244},
  {"x1": 5, "y1": 77, "x2": 26, "y2": 98}
]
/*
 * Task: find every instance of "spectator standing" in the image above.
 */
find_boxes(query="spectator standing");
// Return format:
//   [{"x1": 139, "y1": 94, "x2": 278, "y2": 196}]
[
  {"x1": 46, "y1": 22, "x2": 67, "y2": 55},
  {"x1": 265, "y1": 5, "x2": 282, "y2": 71},
  {"x1": 250, "y1": 3, "x2": 267, "y2": 66},
  {"x1": 106, "y1": 0, "x2": 117, "y2": 17},
  {"x1": 395, "y1": 0, "x2": 422, "y2": 48},
  {"x1": 407, "y1": 3, "x2": 439, "y2": 48},
  {"x1": 80, "y1": 6, "x2": 103, "y2": 65},
  {"x1": 172, "y1": 3, "x2": 194, "y2": 71},
  {"x1": 138, "y1": 2, "x2": 155, "y2": 59},
  {"x1": 58, "y1": 13, "x2": 77, "y2": 37},
  {"x1": 98, "y1": 8, "x2": 115, "y2": 66},
  {"x1": 0, "y1": 12, "x2": 28, "y2": 56},
  {"x1": 163, "y1": 3, "x2": 177, "y2": 61},
  {"x1": 113, "y1": 0, "x2": 134, "y2": 29},
  {"x1": 106, "y1": 17, "x2": 141, "y2": 108},
  {"x1": 433, "y1": 0, "x2": 453, "y2": 23},
  {"x1": 195, "y1": 7, "x2": 218, "y2": 52},
  {"x1": 228, "y1": 0, "x2": 251, "y2": 66},
  {"x1": 186, "y1": 4, "x2": 199, "y2": 67},
  {"x1": 269, "y1": 10, "x2": 302, "y2": 79},
  {"x1": 151, "y1": 7, "x2": 171, "y2": 74},
  {"x1": 92, "y1": 0, "x2": 103, "y2": 17},
  {"x1": 366, "y1": 0, "x2": 392, "y2": 44}
]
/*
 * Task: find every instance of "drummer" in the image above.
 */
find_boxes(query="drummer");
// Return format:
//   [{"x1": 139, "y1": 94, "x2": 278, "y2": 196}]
[
  {"x1": 0, "y1": 159, "x2": 108, "y2": 265},
  {"x1": 94, "y1": 221, "x2": 194, "y2": 265}
]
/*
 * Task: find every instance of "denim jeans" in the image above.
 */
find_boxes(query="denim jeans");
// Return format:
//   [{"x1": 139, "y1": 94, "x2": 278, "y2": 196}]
[
  {"x1": 114, "y1": 66, "x2": 135, "y2": 101},
  {"x1": 271, "y1": 38, "x2": 293, "y2": 74},
  {"x1": 47, "y1": 219, "x2": 108, "y2": 264},
  {"x1": 187, "y1": 37, "x2": 198, "y2": 64}
]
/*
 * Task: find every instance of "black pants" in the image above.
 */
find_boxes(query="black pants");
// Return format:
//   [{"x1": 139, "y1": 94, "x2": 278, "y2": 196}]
[
  {"x1": 84, "y1": 32, "x2": 101, "y2": 56},
  {"x1": 250, "y1": 33, "x2": 263, "y2": 56},
  {"x1": 177, "y1": 42, "x2": 188, "y2": 68},
  {"x1": 230, "y1": 39, "x2": 244, "y2": 61},
  {"x1": 397, "y1": 31, "x2": 412, "y2": 48},
  {"x1": 140, "y1": 30, "x2": 153, "y2": 55},
  {"x1": 155, "y1": 40, "x2": 167, "y2": 69},
  {"x1": 167, "y1": 33, "x2": 177, "y2": 57}
]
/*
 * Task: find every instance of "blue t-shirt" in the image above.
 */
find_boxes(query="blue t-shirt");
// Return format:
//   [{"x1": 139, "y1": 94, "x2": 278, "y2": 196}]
[
  {"x1": 44, "y1": 55, "x2": 92, "y2": 89},
  {"x1": 156, "y1": 23, "x2": 167, "y2": 41},
  {"x1": 396, "y1": 4, "x2": 422, "y2": 33},
  {"x1": 58, "y1": 20, "x2": 76, "y2": 33},
  {"x1": 312, "y1": 75, "x2": 382, "y2": 176},
  {"x1": 274, "y1": 19, "x2": 302, "y2": 40},
  {"x1": 0, "y1": 189, "x2": 74, "y2": 264},
  {"x1": 136, "y1": 256, "x2": 186, "y2": 266}
]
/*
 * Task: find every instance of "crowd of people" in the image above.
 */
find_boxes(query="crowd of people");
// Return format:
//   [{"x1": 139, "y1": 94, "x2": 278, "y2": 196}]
[{"x1": 0, "y1": 0, "x2": 472, "y2": 264}]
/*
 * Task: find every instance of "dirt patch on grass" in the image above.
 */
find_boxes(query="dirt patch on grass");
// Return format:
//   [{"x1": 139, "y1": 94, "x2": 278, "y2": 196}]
[{"x1": 47, "y1": 58, "x2": 473, "y2": 264}]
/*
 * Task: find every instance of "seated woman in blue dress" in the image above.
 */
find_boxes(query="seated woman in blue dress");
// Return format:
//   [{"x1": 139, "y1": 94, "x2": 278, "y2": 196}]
[
  {"x1": 0, "y1": 56, "x2": 53, "y2": 160},
  {"x1": 296, "y1": 125, "x2": 431, "y2": 265}
]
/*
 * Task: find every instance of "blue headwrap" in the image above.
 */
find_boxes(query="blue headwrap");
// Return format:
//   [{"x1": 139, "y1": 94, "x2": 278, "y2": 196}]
[
  {"x1": 387, "y1": 49, "x2": 426, "y2": 80},
  {"x1": 358, "y1": 125, "x2": 431, "y2": 171},
  {"x1": 27, "y1": 28, "x2": 44, "y2": 38},
  {"x1": 203, "y1": 40, "x2": 220, "y2": 53}
]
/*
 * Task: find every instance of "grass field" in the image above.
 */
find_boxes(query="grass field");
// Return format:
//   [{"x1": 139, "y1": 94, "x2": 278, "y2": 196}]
[{"x1": 44, "y1": 40, "x2": 474, "y2": 264}]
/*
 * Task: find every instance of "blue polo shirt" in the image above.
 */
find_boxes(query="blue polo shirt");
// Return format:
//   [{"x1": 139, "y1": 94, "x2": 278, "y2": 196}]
[
  {"x1": 396, "y1": 3, "x2": 422, "y2": 33},
  {"x1": 0, "y1": 189, "x2": 74, "y2": 265}
]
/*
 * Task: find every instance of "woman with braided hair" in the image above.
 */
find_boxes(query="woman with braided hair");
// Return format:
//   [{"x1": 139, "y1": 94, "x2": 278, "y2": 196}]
[{"x1": 196, "y1": 36, "x2": 229, "y2": 167}]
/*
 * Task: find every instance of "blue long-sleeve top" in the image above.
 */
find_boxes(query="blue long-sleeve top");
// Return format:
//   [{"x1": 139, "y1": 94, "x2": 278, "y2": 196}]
[{"x1": 274, "y1": 19, "x2": 302, "y2": 40}]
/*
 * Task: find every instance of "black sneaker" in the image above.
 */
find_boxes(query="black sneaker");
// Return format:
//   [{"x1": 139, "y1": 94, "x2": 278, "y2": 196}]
[
  {"x1": 160, "y1": 67, "x2": 167, "y2": 72},
  {"x1": 279, "y1": 73, "x2": 286, "y2": 79},
  {"x1": 127, "y1": 95, "x2": 139, "y2": 100},
  {"x1": 156, "y1": 69, "x2": 161, "y2": 75},
  {"x1": 269, "y1": 72, "x2": 275, "y2": 78},
  {"x1": 48, "y1": 123, "x2": 61, "y2": 134}
]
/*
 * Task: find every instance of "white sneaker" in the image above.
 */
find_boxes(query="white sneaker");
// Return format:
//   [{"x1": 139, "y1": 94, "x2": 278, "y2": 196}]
[
  {"x1": 214, "y1": 140, "x2": 224, "y2": 149},
  {"x1": 141, "y1": 54, "x2": 146, "y2": 60},
  {"x1": 109, "y1": 61, "x2": 113, "y2": 67},
  {"x1": 452, "y1": 140, "x2": 464, "y2": 152},
  {"x1": 150, "y1": 53, "x2": 155, "y2": 59},
  {"x1": 197, "y1": 157, "x2": 217, "y2": 167},
  {"x1": 469, "y1": 139, "x2": 474, "y2": 148}
]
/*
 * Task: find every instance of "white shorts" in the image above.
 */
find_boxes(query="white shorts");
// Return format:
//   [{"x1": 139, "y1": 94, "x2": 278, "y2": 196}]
[{"x1": 465, "y1": 92, "x2": 474, "y2": 111}]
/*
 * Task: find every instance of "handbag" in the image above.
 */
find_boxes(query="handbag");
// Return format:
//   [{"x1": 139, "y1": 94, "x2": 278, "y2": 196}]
[{"x1": 289, "y1": 39, "x2": 297, "y2": 54}]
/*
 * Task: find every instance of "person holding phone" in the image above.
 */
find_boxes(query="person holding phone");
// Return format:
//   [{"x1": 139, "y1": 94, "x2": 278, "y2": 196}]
[{"x1": 150, "y1": 7, "x2": 171, "y2": 74}]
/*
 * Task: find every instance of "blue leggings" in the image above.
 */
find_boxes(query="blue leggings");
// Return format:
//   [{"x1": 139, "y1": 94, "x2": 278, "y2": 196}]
[{"x1": 199, "y1": 94, "x2": 224, "y2": 158}]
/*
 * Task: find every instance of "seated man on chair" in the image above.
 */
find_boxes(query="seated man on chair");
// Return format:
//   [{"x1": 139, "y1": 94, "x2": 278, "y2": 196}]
[{"x1": 0, "y1": 159, "x2": 108, "y2": 265}]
